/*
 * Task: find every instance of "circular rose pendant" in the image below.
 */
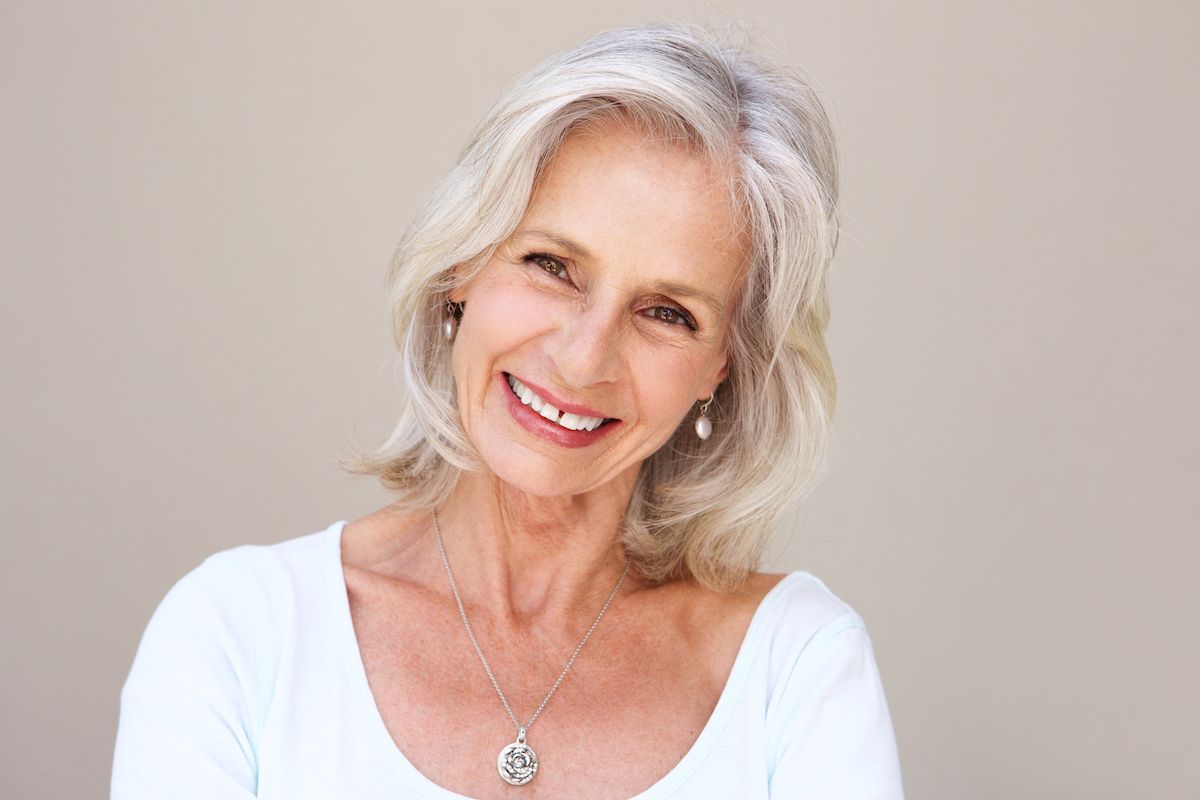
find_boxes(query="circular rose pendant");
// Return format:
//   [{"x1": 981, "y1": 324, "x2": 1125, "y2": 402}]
[{"x1": 497, "y1": 727, "x2": 538, "y2": 785}]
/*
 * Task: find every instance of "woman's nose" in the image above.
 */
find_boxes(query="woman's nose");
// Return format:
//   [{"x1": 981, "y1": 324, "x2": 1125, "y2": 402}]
[{"x1": 545, "y1": 301, "x2": 624, "y2": 389}]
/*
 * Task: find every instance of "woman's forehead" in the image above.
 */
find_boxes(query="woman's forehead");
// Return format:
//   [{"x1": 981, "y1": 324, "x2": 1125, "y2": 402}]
[
  {"x1": 519, "y1": 122, "x2": 748, "y2": 298},
  {"x1": 537, "y1": 118, "x2": 736, "y2": 210}
]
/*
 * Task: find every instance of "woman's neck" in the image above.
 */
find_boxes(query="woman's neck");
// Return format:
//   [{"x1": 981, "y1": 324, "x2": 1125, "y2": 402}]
[{"x1": 431, "y1": 468, "x2": 642, "y2": 630}]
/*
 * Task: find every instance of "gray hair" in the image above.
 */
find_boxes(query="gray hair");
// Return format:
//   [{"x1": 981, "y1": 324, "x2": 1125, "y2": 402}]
[{"x1": 337, "y1": 22, "x2": 840, "y2": 591}]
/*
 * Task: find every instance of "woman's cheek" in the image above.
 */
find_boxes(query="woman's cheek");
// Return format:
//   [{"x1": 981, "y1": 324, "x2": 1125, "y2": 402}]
[
  {"x1": 627, "y1": 346, "x2": 701, "y2": 415},
  {"x1": 465, "y1": 277, "x2": 557, "y2": 342},
  {"x1": 505, "y1": 283, "x2": 563, "y2": 321}
]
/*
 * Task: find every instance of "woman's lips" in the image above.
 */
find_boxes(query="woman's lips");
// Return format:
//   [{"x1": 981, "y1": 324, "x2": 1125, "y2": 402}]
[
  {"x1": 504, "y1": 372, "x2": 614, "y2": 420},
  {"x1": 498, "y1": 372, "x2": 621, "y2": 448}
]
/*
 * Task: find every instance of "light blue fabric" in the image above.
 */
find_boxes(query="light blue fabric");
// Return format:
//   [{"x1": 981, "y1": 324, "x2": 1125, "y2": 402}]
[{"x1": 113, "y1": 521, "x2": 904, "y2": 798}]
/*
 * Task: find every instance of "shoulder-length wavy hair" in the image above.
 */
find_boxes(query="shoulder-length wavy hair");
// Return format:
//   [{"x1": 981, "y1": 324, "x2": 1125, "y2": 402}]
[{"x1": 338, "y1": 22, "x2": 840, "y2": 592}]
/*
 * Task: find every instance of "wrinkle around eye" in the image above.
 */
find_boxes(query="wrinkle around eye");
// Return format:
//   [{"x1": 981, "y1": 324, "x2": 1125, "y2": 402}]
[{"x1": 522, "y1": 252, "x2": 573, "y2": 283}]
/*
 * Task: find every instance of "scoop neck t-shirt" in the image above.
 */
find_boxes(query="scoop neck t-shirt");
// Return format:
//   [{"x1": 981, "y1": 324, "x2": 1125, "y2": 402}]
[{"x1": 112, "y1": 520, "x2": 905, "y2": 798}]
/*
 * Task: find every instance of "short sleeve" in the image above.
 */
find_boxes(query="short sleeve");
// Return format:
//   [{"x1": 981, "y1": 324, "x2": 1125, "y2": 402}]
[
  {"x1": 767, "y1": 618, "x2": 905, "y2": 799},
  {"x1": 112, "y1": 550, "x2": 263, "y2": 799}
]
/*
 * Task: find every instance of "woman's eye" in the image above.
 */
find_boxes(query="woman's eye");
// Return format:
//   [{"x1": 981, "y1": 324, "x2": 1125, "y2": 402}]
[
  {"x1": 646, "y1": 305, "x2": 697, "y2": 331},
  {"x1": 524, "y1": 252, "x2": 696, "y2": 332},
  {"x1": 525, "y1": 253, "x2": 570, "y2": 281}
]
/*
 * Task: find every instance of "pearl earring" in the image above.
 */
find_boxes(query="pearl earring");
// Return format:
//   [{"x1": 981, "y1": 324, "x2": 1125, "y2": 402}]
[
  {"x1": 694, "y1": 395, "x2": 714, "y2": 440},
  {"x1": 443, "y1": 299, "x2": 464, "y2": 342}
]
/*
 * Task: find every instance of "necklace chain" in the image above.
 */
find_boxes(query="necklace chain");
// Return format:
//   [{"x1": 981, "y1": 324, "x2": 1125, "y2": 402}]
[{"x1": 431, "y1": 508, "x2": 631, "y2": 736}]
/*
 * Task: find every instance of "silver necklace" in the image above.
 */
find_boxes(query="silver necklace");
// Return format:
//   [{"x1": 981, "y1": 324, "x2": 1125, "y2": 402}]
[{"x1": 431, "y1": 508, "x2": 630, "y2": 786}]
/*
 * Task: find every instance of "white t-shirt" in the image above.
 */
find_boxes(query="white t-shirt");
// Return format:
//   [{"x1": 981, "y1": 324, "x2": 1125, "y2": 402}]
[{"x1": 112, "y1": 520, "x2": 905, "y2": 799}]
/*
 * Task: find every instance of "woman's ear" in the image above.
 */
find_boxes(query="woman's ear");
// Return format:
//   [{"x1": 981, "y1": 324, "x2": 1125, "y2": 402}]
[
  {"x1": 713, "y1": 346, "x2": 731, "y2": 390},
  {"x1": 701, "y1": 359, "x2": 729, "y2": 402},
  {"x1": 715, "y1": 361, "x2": 729, "y2": 386},
  {"x1": 446, "y1": 262, "x2": 472, "y2": 304}
]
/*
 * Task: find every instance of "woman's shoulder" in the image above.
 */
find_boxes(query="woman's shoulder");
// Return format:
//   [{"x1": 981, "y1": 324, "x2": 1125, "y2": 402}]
[
  {"x1": 130, "y1": 520, "x2": 343, "y2": 664},
  {"x1": 660, "y1": 567, "x2": 863, "y2": 700},
  {"x1": 699, "y1": 568, "x2": 863, "y2": 644},
  {"x1": 759, "y1": 570, "x2": 871, "y2": 668},
  {"x1": 761, "y1": 569, "x2": 865, "y2": 633},
  {"x1": 698, "y1": 567, "x2": 871, "y2": 693},
  {"x1": 121, "y1": 520, "x2": 343, "y2": 705},
  {"x1": 168, "y1": 520, "x2": 340, "y2": 604},
  {"x1": 750, "y1": 572, "x2": 902, "y2": 795},
  {"x1": 114, "y1": 521, "x2": 344, "y2": 797}
]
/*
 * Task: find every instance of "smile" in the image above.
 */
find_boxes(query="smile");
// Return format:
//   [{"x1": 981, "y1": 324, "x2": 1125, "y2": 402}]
[{"x1": 504, "y1": 373, "x2": 616, "y2": 432}]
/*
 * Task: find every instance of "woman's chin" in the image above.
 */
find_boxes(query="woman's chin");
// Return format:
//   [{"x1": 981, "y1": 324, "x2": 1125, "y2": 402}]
[
  {"x1": 480, "y1": 461, "x2": 592, "y2": 498},
  {"x1": 466, "y1": 432, "x2": 608, "y2": 498}
]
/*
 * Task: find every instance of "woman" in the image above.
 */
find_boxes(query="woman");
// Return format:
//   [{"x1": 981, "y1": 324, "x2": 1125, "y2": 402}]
[{"x1": 113, "y1": 23, "x2": 904, "y2": 799}]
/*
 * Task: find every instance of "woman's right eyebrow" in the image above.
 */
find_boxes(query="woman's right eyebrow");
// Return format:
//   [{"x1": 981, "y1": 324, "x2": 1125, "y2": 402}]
[{"x1": 513, "y1": 228, "x2": 593, "y2": 260}]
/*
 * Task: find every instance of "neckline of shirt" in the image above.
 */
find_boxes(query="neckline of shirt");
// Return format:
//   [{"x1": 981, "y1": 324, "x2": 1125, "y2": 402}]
[{"x1": 321, "y1": 518, "x2": 806, "y2": 800}]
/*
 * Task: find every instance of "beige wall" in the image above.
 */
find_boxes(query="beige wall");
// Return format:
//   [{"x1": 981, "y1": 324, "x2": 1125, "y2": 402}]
[{"x1": 2, "y1": 1, "x2": 1196, "y2": 797}]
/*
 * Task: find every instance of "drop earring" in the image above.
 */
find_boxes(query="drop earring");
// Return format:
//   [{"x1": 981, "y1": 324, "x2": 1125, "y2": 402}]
[
  {"x1": 694, "y1": 395, "x2": 714, "y2": 440},
  {"x1": 443, "y1": 299, "x2": 465, "y2": 342}
]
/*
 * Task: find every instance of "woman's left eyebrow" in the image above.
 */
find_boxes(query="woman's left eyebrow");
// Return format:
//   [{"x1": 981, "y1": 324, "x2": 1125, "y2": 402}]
[
  {"x1": 515, "y1": 229, "x2": 593, "y2": 259},
  {"x1": 649, "y1": 281, "x2": 725, "y2": 318}
]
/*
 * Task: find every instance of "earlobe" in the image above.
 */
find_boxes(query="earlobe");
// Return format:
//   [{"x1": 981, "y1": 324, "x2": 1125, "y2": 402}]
[{"x1": 699, "y1": 380, "x2": 725, "y2": 405}]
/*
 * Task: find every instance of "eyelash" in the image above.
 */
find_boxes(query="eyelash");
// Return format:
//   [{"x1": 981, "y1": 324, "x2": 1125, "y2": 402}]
[{"x1": 522, "y1": 252, "x2": 698, "y2": 332}]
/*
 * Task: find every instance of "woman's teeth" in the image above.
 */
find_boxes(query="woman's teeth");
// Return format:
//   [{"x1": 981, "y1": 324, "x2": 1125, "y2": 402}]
[{"x1": 506, "y1": 374, "x2": 610, "y2": 432}]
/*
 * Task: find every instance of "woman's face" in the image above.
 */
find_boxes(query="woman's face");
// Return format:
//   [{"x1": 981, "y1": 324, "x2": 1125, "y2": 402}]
[{"x1": 451, "y1": 120, "x2": 747, "y2": 498}]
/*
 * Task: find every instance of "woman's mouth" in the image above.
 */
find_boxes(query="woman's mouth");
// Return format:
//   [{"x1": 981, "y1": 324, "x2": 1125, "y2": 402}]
[
  {"x1": 499, "y1": 372, "x2": 620, "y2": 447},
  {"x1": 505, "y1": 373, "x2": 615, "y2": 431}
]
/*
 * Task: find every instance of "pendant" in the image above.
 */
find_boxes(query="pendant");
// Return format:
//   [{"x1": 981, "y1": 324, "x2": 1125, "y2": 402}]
[{"x1": 497, "y1": 726, "x2": 538, "y2": 785}]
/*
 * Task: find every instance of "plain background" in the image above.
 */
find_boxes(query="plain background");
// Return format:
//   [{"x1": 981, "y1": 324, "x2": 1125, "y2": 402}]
[{"x1": 2, "y1": 1, "x2": 1196, "y2": 797}]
